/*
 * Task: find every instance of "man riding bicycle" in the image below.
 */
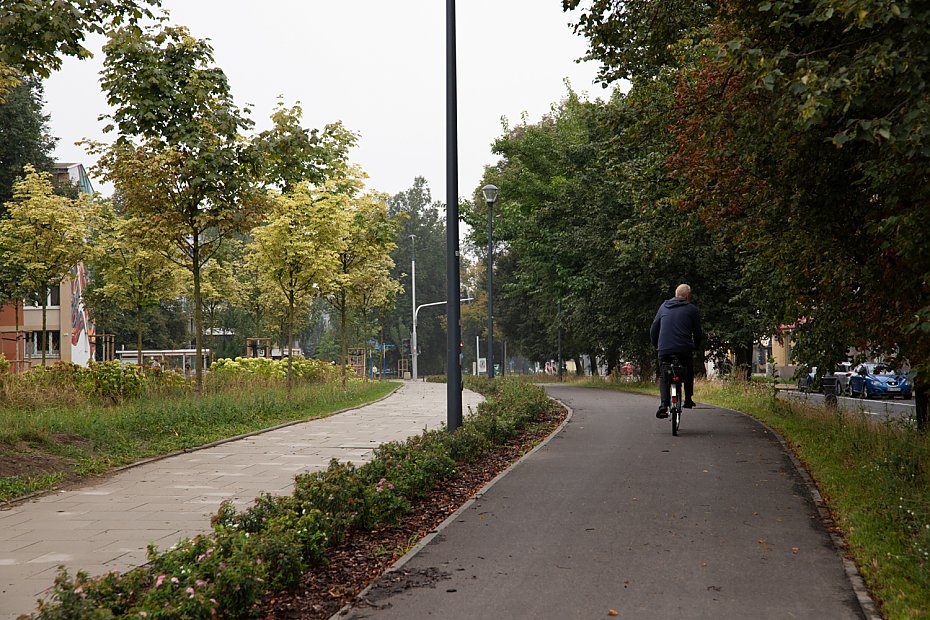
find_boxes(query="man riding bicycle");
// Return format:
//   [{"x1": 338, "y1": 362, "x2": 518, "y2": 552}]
[{"x1": 650, "y1": 284, "x2": 702, "y2": 418}]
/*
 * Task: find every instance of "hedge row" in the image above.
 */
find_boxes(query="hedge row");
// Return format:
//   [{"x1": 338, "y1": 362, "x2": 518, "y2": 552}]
[{"x1": 30, "y1": 378, "x2": 556, "y2": 619}]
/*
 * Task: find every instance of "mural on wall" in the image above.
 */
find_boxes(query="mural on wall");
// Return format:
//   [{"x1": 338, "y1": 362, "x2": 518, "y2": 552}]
[{"x1": 70, "y1": 262, "x2": 95, "y2": 365}]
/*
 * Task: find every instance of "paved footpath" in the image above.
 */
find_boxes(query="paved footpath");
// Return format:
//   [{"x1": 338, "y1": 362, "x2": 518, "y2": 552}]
[
  {"x1": 0, "y1": 381, "x2": 483, "y2": 620},
  {"x1": 344, "y1": 386, "x2": 876, "y2": 620}
]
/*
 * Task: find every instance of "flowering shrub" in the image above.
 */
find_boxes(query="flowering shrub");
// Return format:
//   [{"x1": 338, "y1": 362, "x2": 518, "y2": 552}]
[
  {"x1": 80, "y1": 361, "x2": 147, "y2": 403},
  {"x1": 30, "y1": 378, "x2": 557, "y2": 618},
  {"x1": 210, "y1": 357, "x2": 339, "y2": 383}
]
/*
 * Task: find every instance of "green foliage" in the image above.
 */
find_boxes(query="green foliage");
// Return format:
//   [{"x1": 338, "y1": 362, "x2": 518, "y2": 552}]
[
  {"x1": 0, "y1": 0, "x2": 158, "y2": 80},
  {"x1": 252, "y1": 100, "x2": 357, "y2": 193},
  {"x1": 211, "y1": 356, "x2": 339, "y2": 383},
  {"x1": 563, "y1": 0, "x2": 718, "y2": 83},
  {"x1": 80, "y1": 361, "x2": 148, "y2": 403},
  {"x1": 0, "y1": 78, "x2": 55, "y2": 206},
  {"x1": 28, "y1": 379, "x2": 556, "y2": 617}
]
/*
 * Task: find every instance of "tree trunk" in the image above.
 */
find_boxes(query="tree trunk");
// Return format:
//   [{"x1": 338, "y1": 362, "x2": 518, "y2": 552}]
[
  {"x1": 41, "y1": 294, "x2": 47, "y2": 366},
  {"x1": 605, "y1": 345, "x2": 618, "y2": 377},
  {"x1": 693, "y1": 350, "x2": 706, "y2": 378},
  {"x1": 287, "y1": 297, "x2": 294, "y2": 399},
  {"x1": 14, "y1": 302, "x2": 21, "y2": 370},
  {"x1": 915, "y1": 382, "x2": 928, "y2": 432},
  {"x1": 340, "y1": 291, "x2": 348, "y2": 389},
  {"x1": 192, "y1": 234, "x2": 204, "y2": 394},
  {"x1": 136, "y1": 305, "x2": 143, "y2": 370},
  {"x1": 734, "y1": 342, "x2": 753, "y2": 381}
]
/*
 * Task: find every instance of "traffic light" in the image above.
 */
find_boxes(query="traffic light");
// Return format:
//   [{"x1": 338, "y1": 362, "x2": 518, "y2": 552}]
[{"x1": 402, "y1": 338, "x2": 410, "y2": 356}]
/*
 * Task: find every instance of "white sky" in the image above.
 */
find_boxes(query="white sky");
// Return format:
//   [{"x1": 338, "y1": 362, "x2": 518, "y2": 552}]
[{"x1": 44, "y1": 1, "x2": 607, "y2": 202}]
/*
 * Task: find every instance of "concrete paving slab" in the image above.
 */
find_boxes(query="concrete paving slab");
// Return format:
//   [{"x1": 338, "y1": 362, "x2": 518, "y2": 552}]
[{"x1": 0, "y1": 381, "x2": 478, "y2": 619}]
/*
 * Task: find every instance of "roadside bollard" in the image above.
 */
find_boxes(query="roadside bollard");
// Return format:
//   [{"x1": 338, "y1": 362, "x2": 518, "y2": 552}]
[{"x1": 822, "y1": 375, "x2": 838, "y2": 408}]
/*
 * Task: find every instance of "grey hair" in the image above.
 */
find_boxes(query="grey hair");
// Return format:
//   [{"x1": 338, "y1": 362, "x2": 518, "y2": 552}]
[{"x1": 675, "y1": 284, "x2": 691, "y2": 299}]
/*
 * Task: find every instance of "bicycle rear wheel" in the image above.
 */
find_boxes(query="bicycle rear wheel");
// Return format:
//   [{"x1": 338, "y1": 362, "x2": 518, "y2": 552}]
[{"x1": 670, "y1": 380, "x2": 682, "y2": 435}]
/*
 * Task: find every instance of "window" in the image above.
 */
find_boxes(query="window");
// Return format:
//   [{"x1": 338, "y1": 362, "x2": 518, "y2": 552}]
[
  {"x1": 25, "y1": 286, "x2": 61, "y2": 307},
  {"x1": 26, "y1": 331, "x2": 61, "y2": 357}
]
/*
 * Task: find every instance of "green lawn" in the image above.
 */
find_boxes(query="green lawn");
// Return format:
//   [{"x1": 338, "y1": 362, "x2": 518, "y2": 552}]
[
  {"x1": 576, "y1": 376, "x2": 929, "y2": 619},
  {"x1": 0, "y1": 380, "x2": 397, "y2": 503}
]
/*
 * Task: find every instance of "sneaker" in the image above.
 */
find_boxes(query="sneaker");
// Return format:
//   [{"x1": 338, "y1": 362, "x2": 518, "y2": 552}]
[
  {"x1": 684, "y1": 399, "x2": 696, "y2": 409},
  {"x1": 655, "y1": 405, "x2": 669, "y2": 419}
]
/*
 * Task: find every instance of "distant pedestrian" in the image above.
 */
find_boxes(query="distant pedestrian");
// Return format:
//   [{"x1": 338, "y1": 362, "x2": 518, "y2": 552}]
[{"x1": 650, "y1": 283, "x2": 702, "y2": 418}]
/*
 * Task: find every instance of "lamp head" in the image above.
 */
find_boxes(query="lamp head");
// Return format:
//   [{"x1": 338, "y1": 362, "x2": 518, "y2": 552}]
[{"x1": 481, "y1": 184, "x2": 499, "y2": 205}]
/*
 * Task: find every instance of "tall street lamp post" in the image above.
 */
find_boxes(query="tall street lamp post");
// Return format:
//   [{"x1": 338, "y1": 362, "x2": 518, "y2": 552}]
[
  {"x1": 446, "y1": 0, "x2": 463, "y2": 431},
  {"x1": 482, "y1": 184, "x2": 498, "y2": 378},
  {"x1": 409, "y1": 234, "x2": 419, "y2": 380}
]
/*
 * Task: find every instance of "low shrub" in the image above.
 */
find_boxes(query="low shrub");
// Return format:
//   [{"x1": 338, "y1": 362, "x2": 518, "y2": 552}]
[
  {"x1": 210, "y1": 356, "x2": 340, "y2": 384},
  {"x1": 29, "y1": 378, "x2": 559, "y2": 618},
  {"x1": 80, "y1": 361, "x2": 148, "y2": 403}
]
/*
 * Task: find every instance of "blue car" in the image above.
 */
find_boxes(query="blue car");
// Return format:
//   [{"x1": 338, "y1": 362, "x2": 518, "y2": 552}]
[{"x1": 848, "y1": 363, "x2": 912, "y2": 399}]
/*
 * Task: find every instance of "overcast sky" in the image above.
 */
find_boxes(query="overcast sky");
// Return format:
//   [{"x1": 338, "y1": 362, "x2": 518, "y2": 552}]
[{"x1": 44, "y1": 1, "x2": 608, "y2": 202}]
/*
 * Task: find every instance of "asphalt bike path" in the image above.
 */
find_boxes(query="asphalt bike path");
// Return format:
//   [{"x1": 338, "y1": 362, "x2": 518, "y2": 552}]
[
  {"x1": 0, "y1": 381, "x2": 483, "y2": 620},
  {"x1": 343, "y1": 385, "x2": 871, "y2": 620}
]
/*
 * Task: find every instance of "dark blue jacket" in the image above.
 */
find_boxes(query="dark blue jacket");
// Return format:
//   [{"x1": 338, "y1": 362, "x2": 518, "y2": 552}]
[{"x1": 650, "y1": 297, "x2": 702, "y2": 356}]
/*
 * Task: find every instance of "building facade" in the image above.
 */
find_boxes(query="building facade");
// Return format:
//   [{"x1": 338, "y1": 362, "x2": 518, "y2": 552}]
[{"x1": 0, "y1": 163, "x2": 96, "y2": 370}]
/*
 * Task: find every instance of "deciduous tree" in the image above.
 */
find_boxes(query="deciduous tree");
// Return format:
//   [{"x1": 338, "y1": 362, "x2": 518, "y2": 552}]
[
  {"x1": 90, "y1": 23, "x2": 266, "y2": 392},
  {"x1": 89, "y1": 203, "x2": 183, "y2": 366},
  {"x1": 248, "y1": 184, "x2": 345, "y2": 394}
]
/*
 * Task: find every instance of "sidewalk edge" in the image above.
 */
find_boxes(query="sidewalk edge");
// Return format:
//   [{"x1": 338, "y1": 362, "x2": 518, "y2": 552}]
[
  {"x1": 716, "y1": 403, "x2": 882, "y2": 620},
  {"x1": 330, "y1": 396, "x2": 574, "y2": 620},
  {"x1": 1, "y1": 382, "x2": 403, "y2": 510}
]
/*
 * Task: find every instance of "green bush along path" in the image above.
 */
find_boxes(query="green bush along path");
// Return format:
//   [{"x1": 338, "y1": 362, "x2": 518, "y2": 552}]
[{"x1": 0, "y1": 380, "x2": 479, "y2": 619}]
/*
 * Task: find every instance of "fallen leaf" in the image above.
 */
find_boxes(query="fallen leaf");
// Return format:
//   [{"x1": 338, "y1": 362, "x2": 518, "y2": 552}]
[
  {"x1": 791, "y1": 547, "x2": 799, "y2": 555},
  {"x1": 608, "y1": 610, "x2": 619, "y2": 617}
]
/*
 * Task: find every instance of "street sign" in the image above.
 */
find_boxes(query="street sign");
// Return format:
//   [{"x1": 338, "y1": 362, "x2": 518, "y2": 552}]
[{"x1": 478, "y1": 358, "x2": 487, "y2": 374}]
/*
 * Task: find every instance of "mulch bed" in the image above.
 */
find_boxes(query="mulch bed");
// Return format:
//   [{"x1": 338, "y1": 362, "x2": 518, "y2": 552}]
[{"x1": 258, "y1": 403, "x2": 568, "y2": 620}]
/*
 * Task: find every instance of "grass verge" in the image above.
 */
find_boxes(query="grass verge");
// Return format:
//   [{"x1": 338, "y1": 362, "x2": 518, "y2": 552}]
[
  {"x1": 0, "y1": 380, "x2": 396, "y2": 503},
  {"x1": 578, "y1": 376, "x2": 929, "y2": 620}
]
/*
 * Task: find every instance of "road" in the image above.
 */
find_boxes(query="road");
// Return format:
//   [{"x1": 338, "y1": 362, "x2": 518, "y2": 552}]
[
  {"x1": 782, "y1": 390, "x2": 915, "y2": 423},
  {"x1": 342, "y1": 386, "x2": 870, "y2": 619}
]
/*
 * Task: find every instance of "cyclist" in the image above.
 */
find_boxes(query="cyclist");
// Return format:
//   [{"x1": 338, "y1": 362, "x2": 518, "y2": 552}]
[{"x1": 650, "y1": 283, "x2": 702, "y2": 418}]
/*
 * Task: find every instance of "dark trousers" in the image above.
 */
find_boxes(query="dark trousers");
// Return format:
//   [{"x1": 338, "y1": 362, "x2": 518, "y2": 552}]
[{"x1": 659, "y1": 353, "x2": 694, "y2": 406}]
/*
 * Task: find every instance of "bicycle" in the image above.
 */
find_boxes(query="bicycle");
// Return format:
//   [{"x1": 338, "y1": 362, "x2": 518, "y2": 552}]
[{"x1": 662, "y1": 356, "x2": 686, "y2": 436}]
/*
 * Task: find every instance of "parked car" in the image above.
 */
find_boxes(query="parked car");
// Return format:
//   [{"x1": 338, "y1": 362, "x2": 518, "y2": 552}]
[
  {"x1": 833, "y1": 362, "x2": 854, "y2": 395},
  {"x1": 848, "y1": 363, "x2": 912, "y2": 399}
]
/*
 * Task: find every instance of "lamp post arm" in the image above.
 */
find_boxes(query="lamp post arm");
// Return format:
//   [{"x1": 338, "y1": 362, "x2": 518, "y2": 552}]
[{"x1": 415, "y1": 297, "x2": 473, "y2": 324}]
